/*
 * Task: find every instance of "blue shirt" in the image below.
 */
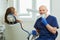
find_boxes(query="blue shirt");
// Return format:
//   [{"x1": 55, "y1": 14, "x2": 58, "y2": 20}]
[{"x1": 34, "y1": 15, "x2": 59, "y2": 39}]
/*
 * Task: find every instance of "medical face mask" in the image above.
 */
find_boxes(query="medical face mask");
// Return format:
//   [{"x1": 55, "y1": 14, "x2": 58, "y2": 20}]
[{"x1": 41, "y1": 14, "x2": 46, "y2": 18}]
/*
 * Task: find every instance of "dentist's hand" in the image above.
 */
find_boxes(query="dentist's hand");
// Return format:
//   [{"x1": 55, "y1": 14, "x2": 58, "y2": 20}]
[
  {"x1": 32, "y1": 30, "x2": 37, "y2": 35},
  {"x1": 41, "y1": 17, "x2": 48, "y2": 26}
]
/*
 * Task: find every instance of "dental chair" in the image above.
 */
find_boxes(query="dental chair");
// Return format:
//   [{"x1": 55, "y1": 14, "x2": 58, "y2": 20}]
[{"x1": 0, "y1": 25, "x2": 5, "y2": 40}]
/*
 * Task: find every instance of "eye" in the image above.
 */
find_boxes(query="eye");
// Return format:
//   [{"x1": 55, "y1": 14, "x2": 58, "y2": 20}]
[{"x1": 39, "y1": 10, "x2": 41, "y2": 11}]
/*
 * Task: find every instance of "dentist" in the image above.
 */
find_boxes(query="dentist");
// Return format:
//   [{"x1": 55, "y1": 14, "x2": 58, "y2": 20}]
[{"x1": 34, "y1": 5, "x2": 59, "y2": 40}]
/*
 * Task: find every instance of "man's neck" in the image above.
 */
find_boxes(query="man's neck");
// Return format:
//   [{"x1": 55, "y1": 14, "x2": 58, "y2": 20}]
[{"x1": 45, "y1": 13, "x2": 50, "y2": 18}]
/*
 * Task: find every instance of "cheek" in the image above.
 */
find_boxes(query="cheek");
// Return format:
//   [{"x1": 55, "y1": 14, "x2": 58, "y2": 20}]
[
  {"x1": 14, "y1": 13, "x2": 17, "y2": 16},
  {"x1": 45, "y1": 11, "x2": 47, "y2": 13}
]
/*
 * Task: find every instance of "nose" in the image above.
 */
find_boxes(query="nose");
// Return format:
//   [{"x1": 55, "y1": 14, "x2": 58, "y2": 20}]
[{"x1": 40, "y1": 11, "x2": 44, "y2": 14}]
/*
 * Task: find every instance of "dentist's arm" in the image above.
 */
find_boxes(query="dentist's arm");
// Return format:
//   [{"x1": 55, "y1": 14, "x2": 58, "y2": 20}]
[
  {"x1": 41, "y1": 17, "x2": 57, "y2": 34},
  {"x1": 46, "y1": 24, "x2": 57, "y2": 34}
]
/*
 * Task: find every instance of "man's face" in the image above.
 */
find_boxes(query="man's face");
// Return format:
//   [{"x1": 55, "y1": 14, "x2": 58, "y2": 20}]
[{"x1": 39, "y1": 6, "x2": 48, "y2": 15}]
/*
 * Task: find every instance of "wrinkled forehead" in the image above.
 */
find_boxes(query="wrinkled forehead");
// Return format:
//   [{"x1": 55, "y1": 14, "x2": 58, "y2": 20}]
[{"x1": 39, "y1": 5, "x2": 47, "y2": 10}]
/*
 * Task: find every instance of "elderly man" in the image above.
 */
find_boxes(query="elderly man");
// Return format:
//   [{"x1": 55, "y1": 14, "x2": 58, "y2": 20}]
[{"x1": 34, "y1": 5, "x2": 59, "y2": 40}]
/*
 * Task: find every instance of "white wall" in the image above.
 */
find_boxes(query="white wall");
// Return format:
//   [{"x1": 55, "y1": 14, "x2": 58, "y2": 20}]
[{"x1": 0, "y1": 0, "x2": 7, "y2": 24}]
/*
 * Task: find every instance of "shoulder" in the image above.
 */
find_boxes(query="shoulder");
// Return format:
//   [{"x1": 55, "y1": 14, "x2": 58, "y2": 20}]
[
  {"x1": 49, "y1": 15, "x2": 57, "y2": 20},
  {"x1": 37, "y1": 17, "x2": 42, "y2": 21},
  {"x1": 35, "y1": 17, "x2": 42, "y2": 23}
]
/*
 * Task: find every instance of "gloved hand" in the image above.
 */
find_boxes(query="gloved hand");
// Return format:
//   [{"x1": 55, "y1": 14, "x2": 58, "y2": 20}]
[
  {"x1": 32, "y1": 30, "x2": 37, "y2": 36},
  {"x1": 41, "y1": 17, "x2": 48, "y2": 26},
  {"x1": 31, "y1": 30, "x2": 39, "y2": 40}
]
